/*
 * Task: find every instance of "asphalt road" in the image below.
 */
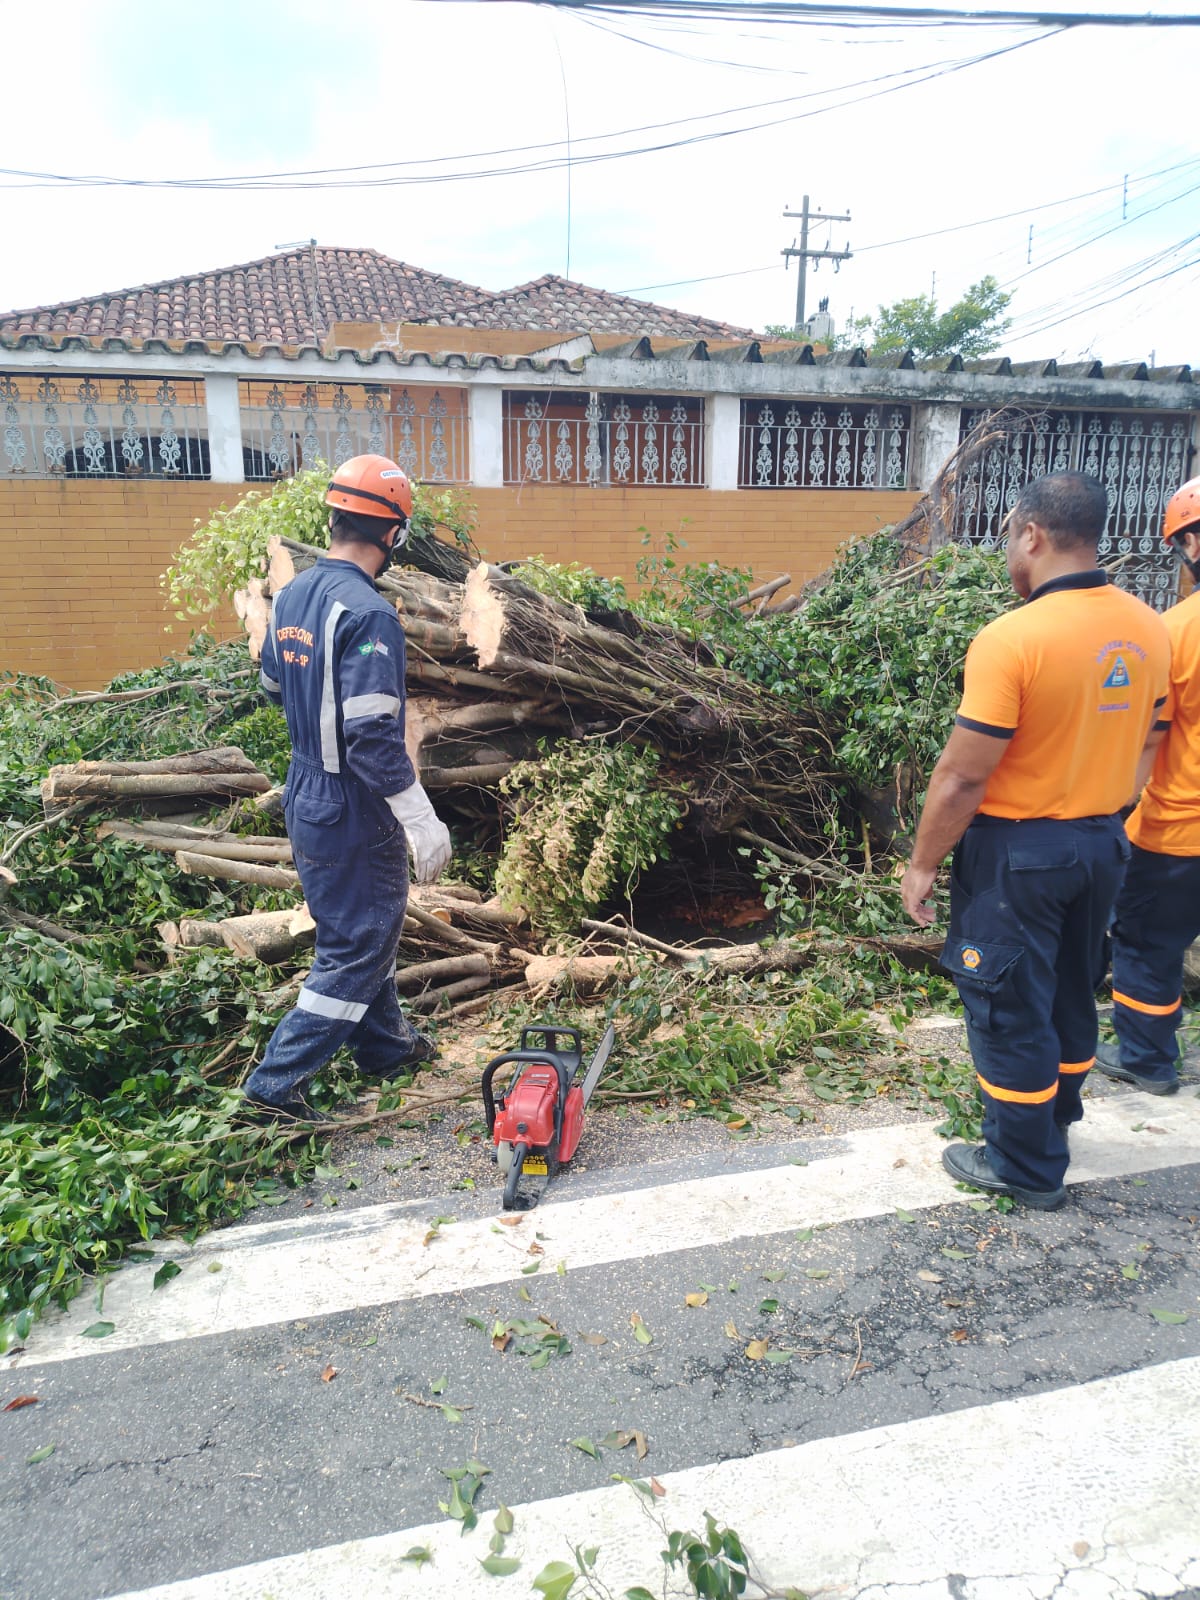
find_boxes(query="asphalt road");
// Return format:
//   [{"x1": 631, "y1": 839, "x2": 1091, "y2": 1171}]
[{"x1": 2, "y1": 1076, "x2": 1198, "y2": 1600}]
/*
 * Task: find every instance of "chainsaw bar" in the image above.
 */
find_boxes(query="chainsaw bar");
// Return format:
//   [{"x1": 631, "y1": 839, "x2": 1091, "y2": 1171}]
[{"x1": 578, "y1": 1023, "x2": 615, "y2": 1108}]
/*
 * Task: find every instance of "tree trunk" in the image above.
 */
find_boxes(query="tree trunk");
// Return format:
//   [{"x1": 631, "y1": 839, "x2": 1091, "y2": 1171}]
[
  {"x1": 220, "y1": 907, "x2": 316, "y2": 962},
  {"x1": 174, "y1": 851, "x2": 300, "y2": 889}
]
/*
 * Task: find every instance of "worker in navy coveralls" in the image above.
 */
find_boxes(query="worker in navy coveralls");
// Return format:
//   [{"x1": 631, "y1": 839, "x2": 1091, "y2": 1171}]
[
  {"x1": 1096, "y1": 476, "x2": 1200, "y2": 1096},
  {"x1": 902, "y1": 473, "x2": 1170, "y2": 1208},
  {"x1": 243, "y1": 454, "x2": 452, "y2": 1121}
]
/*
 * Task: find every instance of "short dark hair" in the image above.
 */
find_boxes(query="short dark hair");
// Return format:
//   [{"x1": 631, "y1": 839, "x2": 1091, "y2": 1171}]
[
  {"x1": 330, "y1": 507, "x2": 397, "y2": 545},
  {"x1": 1008, "y1": 472, "x2": 1108, "y2": 550}
]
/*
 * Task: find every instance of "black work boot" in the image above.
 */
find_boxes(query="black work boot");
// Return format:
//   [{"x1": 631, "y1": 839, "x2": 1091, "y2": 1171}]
[
  {"x1": 238, "y1": 1090, "x2": 325, "y2": 1125},
  {"x1": 942, "y1": 1143, "x2": 1067, "y2": 1211},
  {"x1": 374, "y1": 1032, "x2": 439, "y2": 1082},
  {"x1": 1093, "y1": 1041, "x2": 1179, "y2": 1096}
]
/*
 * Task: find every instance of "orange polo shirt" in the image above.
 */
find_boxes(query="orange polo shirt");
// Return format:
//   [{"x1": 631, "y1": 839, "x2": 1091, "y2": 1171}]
[
  {"x1": 1126, "y1": 589, "x2": 1200, "y2": 855},
  {"x1": 956, "y1": 571, "x2": 1171, "y2": 821}
]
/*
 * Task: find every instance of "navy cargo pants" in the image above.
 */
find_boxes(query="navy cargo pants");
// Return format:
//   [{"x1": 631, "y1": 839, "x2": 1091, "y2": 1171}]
[
  {"x1": 243, "y1": 759, "x2": 425, "y2": 1105},
  {"x1": 946, "y1": 814, "x2": 1128, "y2": 1193},
  {"x1": 1110, "y1": 844, "x2": 1200, "y2": 1086}
]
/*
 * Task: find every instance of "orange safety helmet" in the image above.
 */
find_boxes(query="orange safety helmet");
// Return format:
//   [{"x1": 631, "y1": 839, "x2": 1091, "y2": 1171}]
[
  {"x1": 1163, "y1": 476, "x2": 1200, "y2": 545},
  {"x1": 325, "y1": 454, "x2": 413, "y2": 525}
]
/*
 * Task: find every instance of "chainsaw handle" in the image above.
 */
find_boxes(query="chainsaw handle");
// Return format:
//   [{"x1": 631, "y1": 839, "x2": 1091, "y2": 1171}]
[
  {"x1": 519, "y1": 1025, "x2": 582, "y2": 1068},
  {"x1": 481, "y1": 1051, "x2": 561, "y2": 1135}
]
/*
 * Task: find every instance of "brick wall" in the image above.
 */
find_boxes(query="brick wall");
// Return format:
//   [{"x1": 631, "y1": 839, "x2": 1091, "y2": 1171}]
[{"x1": 0, "y1": 478, "x2": 920, "y2": 689}]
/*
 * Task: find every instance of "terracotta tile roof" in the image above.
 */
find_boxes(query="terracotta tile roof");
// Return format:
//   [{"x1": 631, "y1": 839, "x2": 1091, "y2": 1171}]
[
  {"x1": 453, "y1": 274, "x2": 755, "y2": 339},
  {"x1": 0, "y1": 248, "x2": 494, "y2": 345}
]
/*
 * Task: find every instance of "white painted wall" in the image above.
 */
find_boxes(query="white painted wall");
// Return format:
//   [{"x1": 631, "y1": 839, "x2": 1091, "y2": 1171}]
[
  {"x1": 707, "y1": 392, "x2": 741, "y2": 491},
  {"x1": 468, "y1": 385, "x2": 504, "y2": 487},
  {"x1": 203, "y1": 374, "x2": 244, "y2": 484}
]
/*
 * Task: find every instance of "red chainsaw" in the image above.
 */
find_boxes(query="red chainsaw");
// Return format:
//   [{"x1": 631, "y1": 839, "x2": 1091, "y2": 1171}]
[{"x1": 481, "y1": 1022, "x2": 616, "y2": 1210}]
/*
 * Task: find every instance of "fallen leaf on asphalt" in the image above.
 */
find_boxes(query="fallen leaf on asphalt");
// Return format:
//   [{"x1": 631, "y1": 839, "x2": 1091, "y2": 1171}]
[
  {"x1": 498, "y1": 1216, "x2": 523, "y2": 1228},
  {"x1": 805, "y1": 1269, "x2": 830, "y2": 1280},
  {"x1": 3, "y1": 1396, "x2": 38, "y2": 1411},
  {"x1": 1120, "y1": 1264, "x2": 1140, "y2": 1280},
  {"x1": 569, "y1": 1436, "x2": 599, "y2": 1458},
  {"x1": 795, "y1": 1228, "x2": 813, "y2": 1243},
  {"x1": 630, "y1": 1313, "x2": 653, "y2": 1346},
  {"x1": 431, "y1": 1376, "x2": 447, "y2": 1394},
  {"x1": 967, "y1": 1200, "x2": 990, "y2": 1213},
  {"x1": 517, "y1": 1286, "x2": 532, "y2": 1302},
  {"x1": 941, "y1": 1248, "x2": 971, "y2": 1261},
  {"x1": 602, "y1": 1429, "x2": 649, "y2": 1460},
  {"x1": 759, "y1": 1299, "x2": 779, "y2": 1315},
  {"x1": 763, "y1": 1270, "x2": 787, "y2": 1282},
  {"x1": 556, "y1": 1261, "x2": 566, "y2": 1276},
  {"x1": 1150, "y1": 1308, "x2": 1189, "y2": 1325},
  {"x1": 320, "y1": 1365, "x2": 338, "y2": 1382},
  {"x1": 727, "y1": 1117, "x2": 748, "y2": 1130},
  {"x1": 764, "y1": 1350, "x2": 792, "y2": 1364},
  {"x1": 917, "y1": 1271, "x2": 943, "y2": 1283},
  {"x1": 948, "y1": 1330, "x2": 968, "y2": 1343},
  {"x1": 724, "y1": 1320, "x2": 741, "y2": 1339},
  {"x1": 684, "y1": 1292, "x2": 709, "y2": 1308},
  {"x1": 26, "y1": 1444, "x2": 55, "y2": 1465},
  {"x1": 578, "y1": 1332, "x2": 608, "y2": 1346},
  {"x1": 894, "y1": 1209, "x2": 916, "y2": 1224},
  {"x1": 745, "y1": 1339, "x2": 770, "y2": 1360}
]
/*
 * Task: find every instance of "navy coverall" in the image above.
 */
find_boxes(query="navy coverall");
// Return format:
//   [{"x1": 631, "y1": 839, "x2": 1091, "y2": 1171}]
[
  {"x1": 945, "y1": 569, "x2": 1170, "y2": 1193},
  {"x1": 245, "y1": 557, "x2": 425, "y2": 1104}
]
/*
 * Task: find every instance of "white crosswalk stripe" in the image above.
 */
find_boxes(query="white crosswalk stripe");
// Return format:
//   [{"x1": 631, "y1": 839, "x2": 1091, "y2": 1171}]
[
  {"x1": 7, "y1": 1093, "x2": 1199, "y2": 1370},
  {"x1": 4, "y1": 1094, "x2": 1198, "y2": 1600},
  {"x1": 106, "y1": 1358, "x2": 1200, "y2": 1600}
]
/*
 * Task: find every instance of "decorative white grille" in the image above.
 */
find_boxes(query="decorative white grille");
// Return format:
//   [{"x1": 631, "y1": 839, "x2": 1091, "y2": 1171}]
[
  {"x1": 239, "y1": 382, "x2": 468, "y2": 483},
  {"x1": 739, "y1": 401, "x2": 910, "y2": 490},
  {"x1": 956, "y1": 408, "x2": 1192, "y2": 610},
  {"x1": 0, "y1": 373, "x2": 208, "y2": 477},
  {"x1": 503, "y1": 391, "x2": 705, "y2": 486}
]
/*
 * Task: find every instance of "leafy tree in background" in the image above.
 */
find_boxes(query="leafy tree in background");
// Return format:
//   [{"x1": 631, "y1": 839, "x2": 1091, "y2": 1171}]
[{"x1": 766, "y1": 275, "x2": 1012, "y2": 360}]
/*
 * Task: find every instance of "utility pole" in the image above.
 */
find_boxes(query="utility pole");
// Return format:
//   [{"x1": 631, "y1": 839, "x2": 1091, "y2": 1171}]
[{"x1": 782, "y1": 197, "x2": 852, "y2": 331}]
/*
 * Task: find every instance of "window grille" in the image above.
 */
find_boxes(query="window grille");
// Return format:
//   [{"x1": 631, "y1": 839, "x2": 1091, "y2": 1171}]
[
  {"x1": 739, "y1": 400, "x2": 911, "y2": 490},
  {"x1": 0, "y1": 374, "x2": 208, "y2": 479},
  {"x1": 957, "y1": 409, "x2": 1193, "y2": 610},
  {"x1": 503, "y1": 391, "x2": 704, "y2": 487},
  {"x1": 238, "y1": 382, "x2": 468, "y2": 483}
]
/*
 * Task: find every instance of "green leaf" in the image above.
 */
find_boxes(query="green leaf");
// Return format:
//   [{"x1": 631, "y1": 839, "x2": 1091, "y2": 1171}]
[
  {"x1": 430, "y1": 1375, "x2": 447, "y2": 1395},
  {"x1": 941, "y1": 1248, "x2": 971, "y2": 1261},
  {"x1": 764, "y1": 1349, "x2": 793, "y2": 1364},
  {"x1": 26, "y1": 1444, "x2": 55, "y2": 1465},
  {"x1": 758, "y1": 1299, "x2": 779, "y2": 1315},
  {"x1": 494, "y1": 1504, "x2": 515, "y2": 1535},
  {"x1": 81, "y1": 1321, "x2": 115, "y2": 1338},
  {"x1": 1150, "y1": 1308, "x2": 1189, "y2": 1325},
  {"x1": 441, "y1": 1406, "x2": 464, "y2": 1424},
  {"x1": 762, "y1": 1269, "x2": 786, "y2": 1282},
  {"x1": 152, "y1": 1260, "x2": 182, "y2": 1290},
  {"x1": 1120, "y1": 1263, "x2": 1140, "y2": 1280},
  {"x1": 533, "y1": 1560, "x2": 578, "y2": 1600},
  {"x1": 400, "y1": 1545, "x2": 433, "y2": 1568},
  {"x1": 521, "y1": 1261, "x2": 541, "y2": 1275},
  {"x1": 570, "y1": 1436, "x2": 600, "y2": 1459},
  {"x1": 626, "y1": 1589, "x2": 658, "y2": 1600},
  {"x1": 894, "y1": 1209, "x2": 916, "y2": 1224},
  {"x1": 794, "y1": 1228, "x2": 813, "y2": 1242},
  {"x1": 479, "y1": 1556, "x2": 521, "y2": 1576},
  {"x1": 805, "y1": 1268, "x2": 830, "y2": 1280}
]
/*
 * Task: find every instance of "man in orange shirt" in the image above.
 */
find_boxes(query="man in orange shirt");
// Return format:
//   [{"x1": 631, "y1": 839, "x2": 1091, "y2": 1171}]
[
  {"x1": 1096, "y1": 477, "x2": 1200, "y2": 1096},
  {"x1": 902, "y1": 473, "x2": 1170, "y2": 1207}
]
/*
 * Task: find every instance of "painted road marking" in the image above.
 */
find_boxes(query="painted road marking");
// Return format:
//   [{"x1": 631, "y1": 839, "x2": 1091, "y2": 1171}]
[
  {"x1": 106, "y1": 1355, "x2": 1200, "y2": 1599},
  {"x1": 7, "y1": 1094, "x2": 1199, "y2": 1368}
]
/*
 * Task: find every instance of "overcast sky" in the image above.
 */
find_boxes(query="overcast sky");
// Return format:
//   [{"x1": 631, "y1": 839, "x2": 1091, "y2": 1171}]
[{"x1": 2, "y1": 0, "x2": 1197, "y2": 363}]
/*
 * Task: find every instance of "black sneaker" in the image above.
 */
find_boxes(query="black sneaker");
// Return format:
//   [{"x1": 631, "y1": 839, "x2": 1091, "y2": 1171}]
[
  {"x1": 942, "y1": 1142, "x2": 1067, "y2": 1211},
  {"x1": 1093, "y1": 1041, "x2": 1179, "y2": 1096},
  {"x1": 238, "y1": 1091, "x2": 325, "y2": 1125},
  {"x1": 373, "y1": 1032, "x2": 439, "y2": 1082}
]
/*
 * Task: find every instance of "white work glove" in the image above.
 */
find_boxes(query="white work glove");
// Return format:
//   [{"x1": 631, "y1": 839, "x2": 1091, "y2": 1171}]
[{"x1": 386, "y1": 783, "x2": 452, "y2": 885}]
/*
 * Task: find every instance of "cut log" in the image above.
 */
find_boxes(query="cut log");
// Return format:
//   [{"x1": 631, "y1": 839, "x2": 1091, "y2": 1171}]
[
  {"x1": 100, "y1": 821, "x2": 293, "y2": 863},
  {"x1": 407, "y1": 973, "x2": 492, "y2": 1012},
  {"x1": 174, "y1": 851, "x2": 301, "y2": 890},
  {"x1": 220, "y1": 908, "x2": 316, "y2": 963},
  {"x1": 255, "y1": 788, "x2": 285, "y2": 818},
  {"x1": 44, "y1": 772, "x2": 271, "y2": 803},
  {"x1": 395, "y1": 953, "x2": 491, "y2": 991},
  {"x1": 523, "y1": 953, "x2": 625, "y2": 995},
  {"x1": 50, "y1": 747, "x2": 261, "y2": 778},
  {"x1": 157, "y1": 918, "x2": 227, "y2": 950}
]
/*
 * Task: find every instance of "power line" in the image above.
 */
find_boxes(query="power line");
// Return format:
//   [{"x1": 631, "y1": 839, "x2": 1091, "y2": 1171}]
[
  {"x1": 533, "y1": 1, "x2": 1200, "y2": 30},
  {"x1": 0, "y1": 36, "x2": 1053, "y2": 192}
]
